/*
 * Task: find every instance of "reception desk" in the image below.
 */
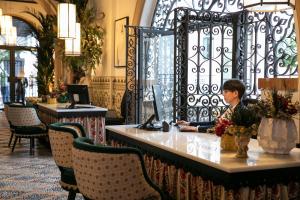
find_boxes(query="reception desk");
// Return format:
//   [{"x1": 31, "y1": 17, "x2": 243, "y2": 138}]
[
  {"x1": 106, "y1": 125, "x2": 300, "y2": 200},
  {"x1": 37, "y1": 103, "x2": 107, "y2": 144}
]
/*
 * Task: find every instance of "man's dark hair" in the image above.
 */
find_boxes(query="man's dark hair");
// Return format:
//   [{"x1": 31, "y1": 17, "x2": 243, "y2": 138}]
[{"x1": 222, "y1": 79, "x2": 245, "y2": 99}]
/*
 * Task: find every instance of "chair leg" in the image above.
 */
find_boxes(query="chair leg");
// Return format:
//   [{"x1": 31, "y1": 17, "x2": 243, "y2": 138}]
[
  {"x1": 18, "y1": 138, "x2": 21, "y2": 143},
  {"x1": 8, "y1": 132, "x2": 14, "y2": 147},
  {"x1": 11, "y1": 136, "x2": 18, "y2": 152},
  {"x1": 67, "y1": 191, "x2": 76, "y2": 200},
  {"x1": 30, "y1": 138, "x2": 34, "y2": 155}
]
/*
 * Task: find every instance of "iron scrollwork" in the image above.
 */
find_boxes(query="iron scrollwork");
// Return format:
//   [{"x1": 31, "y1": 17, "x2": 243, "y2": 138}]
[{"x1": 125, "y1": 0, "x2": 297, "y2": 124}]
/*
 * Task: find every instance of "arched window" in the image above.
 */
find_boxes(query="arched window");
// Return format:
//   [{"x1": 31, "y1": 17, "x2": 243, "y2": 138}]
[
  {"x1": 0, "y1": 17, "x2": 38, "y2": 107},
  {"x1": 126, "y1": 0, "x2": 297, "y2": 123}
]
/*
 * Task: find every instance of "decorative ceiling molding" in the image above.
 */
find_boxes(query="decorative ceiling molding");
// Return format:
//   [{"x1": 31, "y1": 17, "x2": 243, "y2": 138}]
[{"x1": 2, "y1": 0, "x2": 37, "y2": 4}]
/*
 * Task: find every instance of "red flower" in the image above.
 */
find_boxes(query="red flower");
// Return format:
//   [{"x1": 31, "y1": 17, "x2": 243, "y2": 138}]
[{"x1": 215, "y1": 118, "x2": 232, "y2": 137}]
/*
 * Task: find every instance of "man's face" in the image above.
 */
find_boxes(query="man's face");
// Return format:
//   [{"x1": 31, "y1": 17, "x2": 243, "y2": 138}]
[{"x1": 222, "y1": 90, "x2": 238, "y2": 105}]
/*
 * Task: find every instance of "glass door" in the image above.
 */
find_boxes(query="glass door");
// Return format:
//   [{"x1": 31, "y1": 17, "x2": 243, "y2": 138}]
[
  {"x1": 0, "y1": 50, "x2": 10, "y2": 107},
  {"x1": 15, "y1": 50, "x2": 38, "y2": 102}
]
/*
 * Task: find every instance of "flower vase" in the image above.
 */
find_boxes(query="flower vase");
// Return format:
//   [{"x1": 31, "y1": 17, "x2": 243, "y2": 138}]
[
  {"x1": 257, "y1": 118, "x2": 297, "y2": 154},
  {"x1": 235, "y1": 135, "x2": 250, "y2": 158},
  {"x1": 220, "y1": 134, "x2": 237, "y2": 151}
]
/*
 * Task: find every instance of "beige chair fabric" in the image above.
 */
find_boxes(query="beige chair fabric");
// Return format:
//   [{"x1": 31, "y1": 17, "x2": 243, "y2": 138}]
[
  {"x1": 48, "y1": 123, "x2": 86, "y2": 200},
  {"x1": 7, "y1": 105, "x2": 48, "y2": 154},
  {"x1": 7, "y1": 106, "x2": 42, "y2": 127},
  {"x1": 72, "y1": 138, "x2": 163, "y2": 200}
]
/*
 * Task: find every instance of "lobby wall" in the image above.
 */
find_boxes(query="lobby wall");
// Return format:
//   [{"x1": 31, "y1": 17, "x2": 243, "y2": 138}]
[{"x1": 89, "y1": 0, "x2": 144, "y2": 112}]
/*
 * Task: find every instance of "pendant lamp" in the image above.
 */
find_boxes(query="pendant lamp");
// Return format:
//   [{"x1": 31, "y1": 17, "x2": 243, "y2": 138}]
[
  {"x1": 5, "y1": 26, "x2": 17, "y2": 46},
  {"x1": 1, "y1": 15, "x2": 12, "y2": 35},
  {"x1": 65, "y1": 23, "x2": 81, "y2": 56},
  {"x1": 57, "y1": 3, "x2": 76, "y2": 39},
  {"x1": 243, "y1": 0, "x2": 295, "y2": 12},
  {"x1": 0, "y1": 8, "x2": 3, "y2": 28}
]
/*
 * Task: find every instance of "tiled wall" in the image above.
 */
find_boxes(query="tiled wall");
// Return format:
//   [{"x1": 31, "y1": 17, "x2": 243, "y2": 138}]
[{"x1": 90, "y1": 76, "x2": 126, "y2": 116}]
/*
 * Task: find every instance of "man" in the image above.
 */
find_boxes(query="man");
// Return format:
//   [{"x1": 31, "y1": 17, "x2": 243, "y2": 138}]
[
  {"x1": 176, "y1": 79, "x2": 246, "y2": 132},
  {"x1": 16, "y1": 71, "x2": 28, "y2": 104}
]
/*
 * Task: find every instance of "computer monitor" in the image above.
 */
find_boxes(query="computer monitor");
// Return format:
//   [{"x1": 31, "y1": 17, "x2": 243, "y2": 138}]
[
  {"x1": 152, "y1": 85, "x2": 164, "y2": 121},
  {"x1": 137, "y1": 85, "x2": 164, "y2": 130},
  {"x1": 67, "y1": 84, "x2": 90, "y2": 105}
]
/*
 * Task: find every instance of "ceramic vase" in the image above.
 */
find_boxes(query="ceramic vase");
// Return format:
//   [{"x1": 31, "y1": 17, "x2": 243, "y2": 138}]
[
  {"x1": 257, "y1": 118, "x2": 297, "y2": 154},
  {"x1": 220, "y1": 134, "x2": 237, "y2": 151},
  {"x1": 235, "y1": 135, "x2": 250, "y2": 158}
]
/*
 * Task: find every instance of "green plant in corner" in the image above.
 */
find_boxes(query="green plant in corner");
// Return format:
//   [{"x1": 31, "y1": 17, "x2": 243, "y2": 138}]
[
  {"x1": 58, "y1": 0, "x2": 104, "y2": 83},
  {"x1": 25, "y1": 10, "x2": 56, "y2": 96}
]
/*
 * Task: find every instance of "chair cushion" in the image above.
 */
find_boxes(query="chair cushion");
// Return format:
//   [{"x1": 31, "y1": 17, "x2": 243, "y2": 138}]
[
  {"x1": 60, "y1": 167, "x2": 77, "y2": 186},
  {"x1": 14, "y1": 124, "x2": 48, "y2": 135}
]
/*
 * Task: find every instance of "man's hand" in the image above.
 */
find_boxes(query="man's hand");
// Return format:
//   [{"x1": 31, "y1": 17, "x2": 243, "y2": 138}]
[
  {"x1": 179, "y1": 125, "x2": 198, "y2": 132},
  {"x1": 176, "y1": 120, "x2": 190, "y2": 126}
]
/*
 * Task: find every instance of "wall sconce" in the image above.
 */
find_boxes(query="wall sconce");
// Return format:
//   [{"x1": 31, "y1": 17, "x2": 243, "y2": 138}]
[
  {"x1": 243, "y1": 0, "x2": 295, "y2": 12},
  {"x1": 57, "y1": 3, "x2": 76, "y2": 39},
  {"x1": 65, "y1": 23, "x2": 81, "y2": 56}
]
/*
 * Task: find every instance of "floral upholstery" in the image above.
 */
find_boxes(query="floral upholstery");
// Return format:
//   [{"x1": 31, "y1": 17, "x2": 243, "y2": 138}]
[
  {"x1": 72, "y1": 137, "x2": 165, "y2": 200},
  {"x1": 48, "y1": 122, "x2": 86, "y2": 200},
  {"x1": 7, "y1": 104, "x2": 48, "y2": 154}
]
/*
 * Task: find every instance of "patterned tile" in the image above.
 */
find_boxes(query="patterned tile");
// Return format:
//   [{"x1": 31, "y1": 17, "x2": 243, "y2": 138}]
[{"x1": 0, "y1": 111, "x2": 83, "y2": 199}]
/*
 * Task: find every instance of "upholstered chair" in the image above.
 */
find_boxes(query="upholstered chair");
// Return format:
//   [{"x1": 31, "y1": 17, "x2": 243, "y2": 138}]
[
  {"x1": 4, "y1": 103, "x2": 14, "y2": 146},
  {"x1": 7, "y1": 104, "x2": 48, "y2": 154},
  {"x1": 48, "y1": 122, "x2": 86, "y2": 200},
  {"x1": 72, "y1": 137, "x2": 165, "y2": 200}
]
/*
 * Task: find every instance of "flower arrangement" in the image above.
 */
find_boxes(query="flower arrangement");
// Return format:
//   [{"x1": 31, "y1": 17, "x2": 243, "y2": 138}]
[
  {"x1": 213, "y1": 105, "x2": 259, "y2": 138},
  {"x1": 214, "y1": 118, "x2": 232, "y2": 137},
  {"x1": 226, "y1": 106, "x2": 260, "y2": 137},
  {"x1": 48, "y1": 80, "x2": 69, "y2": 103},
  {"x1": 254, "y1": 90, "x2": 299, "y2": 120}
]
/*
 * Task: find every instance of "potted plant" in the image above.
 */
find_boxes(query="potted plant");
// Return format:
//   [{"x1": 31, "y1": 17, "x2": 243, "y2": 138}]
[
  {"x1": 226, "y1": 106, "x2": 259, "y2": 158},
  {"x1": 255, "y1": 90, "x2": 299, "y2": 154},
  {"x1": 62, "y1": 0, "x2": 104, "y2": 83},
  {"x1": 212, "y1": 104, "x2": 259, "y2": 155},
  {"x1": 214, "y1": 118, "x2": 236, "y2": 151},
  {"x1": 25, "y1": 11, "x2": 56, "y2": 96}
]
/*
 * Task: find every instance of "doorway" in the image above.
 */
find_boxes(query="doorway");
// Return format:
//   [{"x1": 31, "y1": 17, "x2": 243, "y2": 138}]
[{"x1": 0, "y1": 17, "x2": 38, "y2": 108}]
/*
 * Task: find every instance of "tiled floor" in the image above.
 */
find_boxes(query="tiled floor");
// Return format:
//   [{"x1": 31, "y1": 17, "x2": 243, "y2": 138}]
[{"x1": 0, "y1": 111, "x2": 83, "y2": 199}]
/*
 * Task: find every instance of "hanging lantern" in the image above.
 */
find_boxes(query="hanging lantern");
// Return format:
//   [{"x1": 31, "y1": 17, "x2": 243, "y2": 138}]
[
  {"x1": 1, "y1": 15, "x2": 13, "y2": 35},
  {"x1": 5, "y1": 26, "x2": 17, "y2": 46},
  {"x1": 65, "y1": 23, "x2": 81, "y2": 56},
  {"x1": 57, "y1": 3, "x2": 76, "y2": 39},
  {"x1": 243, "y1": 0, "x2": 295, "y2": 12}
]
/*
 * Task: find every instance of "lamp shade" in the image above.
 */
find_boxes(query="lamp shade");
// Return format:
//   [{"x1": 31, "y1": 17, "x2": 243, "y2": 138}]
[
  {"x1": 65, "y1": 23, "x2": 81, "y2": 56},
  {"x1": 1, "y1": 15, "x2": 12, "y2": 35},
  {"x1": 243, "y1": 0, "x2": 295, "y2": 12},
  {"x1": 5, "y1": 26, "x2": 17, "y2": 46},
  {"x1": 57, "y1": 3, "x2": 76, "y2": 39}
]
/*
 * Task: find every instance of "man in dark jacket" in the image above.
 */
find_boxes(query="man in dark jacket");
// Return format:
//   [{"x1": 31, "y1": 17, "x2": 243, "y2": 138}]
[{"x1": 176, "y1": 79, "x2": 246, "y2": 132}]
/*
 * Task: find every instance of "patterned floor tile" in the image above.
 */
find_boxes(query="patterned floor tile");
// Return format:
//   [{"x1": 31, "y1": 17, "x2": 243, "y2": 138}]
[{"x1": 0, "y1": 111, "x2": 84, "y2": 199}]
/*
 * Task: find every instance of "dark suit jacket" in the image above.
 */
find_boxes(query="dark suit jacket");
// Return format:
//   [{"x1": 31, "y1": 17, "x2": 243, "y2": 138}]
[{"x1": 189, "y1": 102, "x2": 245, "y2": 132}]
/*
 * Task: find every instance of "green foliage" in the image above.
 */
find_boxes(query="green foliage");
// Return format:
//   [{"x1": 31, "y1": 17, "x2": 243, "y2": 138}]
[
  {"x1": 25, "y1": 10, "x2": 56, "y2": 96},
  {"x1": 231, "y1": 106, "x2": 260, "y2": 128},
  {"x1": 254, "y1": 90, "x2": 299, "y2": 120},
  {"x1": 282, "y1": 35, "x2": 297, "y2": 69},
  {"x1": 63, "y1": 0, "x2": 104, "y2": 82}
]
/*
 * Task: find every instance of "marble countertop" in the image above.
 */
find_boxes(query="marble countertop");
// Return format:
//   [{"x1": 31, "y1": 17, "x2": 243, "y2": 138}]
[
  {"x1": 106, "y1": 125, "x2": 300, "y2": 173},
  {"x1": 37, "y1": 103, "x2": 107, "y2": 113}
]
